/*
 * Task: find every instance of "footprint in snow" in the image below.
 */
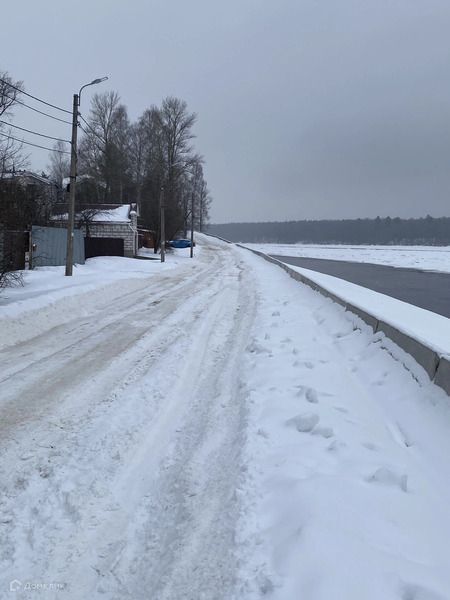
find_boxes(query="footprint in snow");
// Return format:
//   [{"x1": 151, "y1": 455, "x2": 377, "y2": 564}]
[
  {"x1": 367, "y1": 467, "x2": 408, "y2": 492},
  {"x1": 400, "y1": 582, "x2": 446, "y2": 600},
  {"x1": 305, "y1": 388, "x2": 318, "y2": 403},
  {"x1": 286, "y1": 412, "x2": 320, "y2": 432},
  {"x1": 257, "y1": 573, "x2": 275, "y2": 595},
  {"x1": 327, "y1": 439, "x2": 346, "y2": 452},
  {"x1": 292, "y1": 360, "x2": 314, "y2": 369},
  {"x1": 333, "y1": 406, "x2": 348, "y2": 414},
  {"x1": 272, "y1": 310, "x2": 281, "y2": 317},
  {"x1": 362, "y1": 441, "x2": 378, "y2": 451},
  {"x1": 295, "y1": 386, "x2": 319, "y2": 403},
  {"x1": 246, "y1": 340, "x2": 271, "y2": 355},
  {"x1": 312, "y1": 426, "x2": 334, "y2": 439}
]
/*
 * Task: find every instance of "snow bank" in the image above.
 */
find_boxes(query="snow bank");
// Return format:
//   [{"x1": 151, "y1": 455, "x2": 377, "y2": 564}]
[
  {"x1": 236, "y1": 247, "x2": 450, "y2": 600},
  {"x1": 0, "y1": 249, "x2": 196, "y2": 351}
]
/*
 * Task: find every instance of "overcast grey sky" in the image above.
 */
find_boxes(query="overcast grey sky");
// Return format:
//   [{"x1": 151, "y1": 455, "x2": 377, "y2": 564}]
[{"x1": 2, "y1": 0, "x2": 450, "y2": 222}]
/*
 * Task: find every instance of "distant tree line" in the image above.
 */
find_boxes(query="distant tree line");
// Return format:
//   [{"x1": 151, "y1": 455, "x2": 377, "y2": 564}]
[{"x1": 207, "y1": 216, "x2": 450, "y2": 245}]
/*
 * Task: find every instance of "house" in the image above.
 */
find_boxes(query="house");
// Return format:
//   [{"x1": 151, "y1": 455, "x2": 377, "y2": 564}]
[
  {"x1": 82, "y1": 205, "x2": 139, "y2": 258},
  {"x1": 0, "y1": 170, "x2": 58, "y2": 226},
  {"x1": 51, "y1": 204, "x2": 139, "y2": 259}
]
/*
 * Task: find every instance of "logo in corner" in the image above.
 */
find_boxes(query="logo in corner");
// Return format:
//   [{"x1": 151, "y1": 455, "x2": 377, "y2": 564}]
[{"x1": 9, "y1": 580, "x2": 22, "y2": 592}]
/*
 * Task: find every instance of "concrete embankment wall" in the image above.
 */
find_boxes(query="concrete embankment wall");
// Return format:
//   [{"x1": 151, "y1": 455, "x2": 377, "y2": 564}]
[{"x1": 205, "y1": 234, "x2": 450, "y2": 397}]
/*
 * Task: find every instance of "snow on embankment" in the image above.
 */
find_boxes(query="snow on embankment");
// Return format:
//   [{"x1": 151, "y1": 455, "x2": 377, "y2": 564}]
[
  {"x1": 235, "y1": 247, "x2": 450, "y2": 599},
  {"x1": 289, "y1": 266, "x2": 450, "y2": 359},
  {"x1": 237, "y1": 243, "x2": 450, "y2": 396}
]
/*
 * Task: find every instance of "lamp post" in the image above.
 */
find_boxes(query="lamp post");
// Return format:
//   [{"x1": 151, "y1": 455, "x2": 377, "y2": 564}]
[
  {"x1": 65, "y1": 77, "x2": 108, "y2": 276},
  {"x1": 160, "y1": 186, "x2": 165, "y2": 263}
]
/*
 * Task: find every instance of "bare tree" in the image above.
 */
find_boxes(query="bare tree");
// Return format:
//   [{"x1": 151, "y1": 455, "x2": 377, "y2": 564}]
[
  {"x1": 198, "y1": 178, "x2": 212, "y2": 232},
  {"x1": 47, "y1": 141, "x2": 70, "y2": 187},
  {"x1": 0, "y1": 255, "x2": 23, "y2": 290},
  {"x1": 77, "y1": 92, "x2": 212, "y2": 252},
  {"x1": 0, "y1": 70, "x2": 26, "y2": 175},
  {"x1": 78, "y1": 91, "x2": 131, "y2": 203},
  {"x1": 0, "y1": 71, "x2": 23, "y2": 117},
  {"x1": 159, "y1": 97, "x2": 196, "y2": 199}
]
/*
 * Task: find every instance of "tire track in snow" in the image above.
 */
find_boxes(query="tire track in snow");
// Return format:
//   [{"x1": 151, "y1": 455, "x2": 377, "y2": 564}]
[{"x1": 0, "y1": 243, "x2": 255, "y2": 599}]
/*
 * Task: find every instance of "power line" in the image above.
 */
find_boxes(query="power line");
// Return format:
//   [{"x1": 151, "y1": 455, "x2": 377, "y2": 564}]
[
  {"x1": 78, "y1": 124, "x2": 106, "y2": 154},
  {"x1": 79, "y1": 115, "x2": 106, "y2": 145},
  {"x1": 2, "y1": 92, "x2": 71, "y2": 124},
  {"x1": 0, "y1": 76, "x2": 72, "y2": 115},
  {"x1": 0, "y1": 131, "x2": 71, "y2": 154},
  {"x1": 0, "y1": 120, "x2": 70, "y2": 144}
]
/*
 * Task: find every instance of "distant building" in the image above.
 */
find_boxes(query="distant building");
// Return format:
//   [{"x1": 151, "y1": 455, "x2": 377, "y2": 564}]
[{"x1": 0, "y1": 169, "x2": 58, "y2": 227}]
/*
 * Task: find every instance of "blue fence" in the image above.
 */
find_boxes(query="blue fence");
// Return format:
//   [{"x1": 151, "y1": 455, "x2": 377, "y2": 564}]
[{"x1": 31, "y1": 226, "x2": 85, "y2": 267}]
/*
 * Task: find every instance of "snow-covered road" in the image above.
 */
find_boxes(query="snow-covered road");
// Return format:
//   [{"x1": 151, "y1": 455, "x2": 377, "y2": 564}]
[
  {"x1": 1, "y1": 236, "x2": 450, "y2": 599},
  {"x1": 1, "y1": 240, "x2": 256, "y2": 599}
]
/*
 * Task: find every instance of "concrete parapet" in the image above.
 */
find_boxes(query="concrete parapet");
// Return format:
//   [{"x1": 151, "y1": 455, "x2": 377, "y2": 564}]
[{"x1": 231, "y1": 240, "x2": 449, "y2": 397}]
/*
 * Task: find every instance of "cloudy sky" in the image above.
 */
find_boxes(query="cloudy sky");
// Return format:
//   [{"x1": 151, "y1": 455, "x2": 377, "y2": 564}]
[{"x1": 2, "y1": 0, "x2": 450, "y2": 223}]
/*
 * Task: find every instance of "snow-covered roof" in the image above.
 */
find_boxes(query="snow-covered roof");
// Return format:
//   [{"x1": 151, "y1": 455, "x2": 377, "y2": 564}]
[
  {"x1": 51, "y1": 205, "x2": 131, "y2": 223},
  {"x1": 1, "y1": 170, "x2": 55, "y2": 186},
  {"x1": 61, "y1": 174, "x2": 99, "y2": 188},
  {"x1": 91, "y1": 206, "x2": 131, "y2": 222}
]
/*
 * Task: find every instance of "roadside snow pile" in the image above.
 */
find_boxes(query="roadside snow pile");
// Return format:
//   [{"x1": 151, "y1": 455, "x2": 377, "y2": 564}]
[
  {"x1": 246, "y1": 243, "x2": 450, "y2": 273},
  {"x1": 0, "y1": 249, "x2": 196, "y2": 351},
  {"x1": 235, "y1": 248, "x2": 450, "y2": 600}
]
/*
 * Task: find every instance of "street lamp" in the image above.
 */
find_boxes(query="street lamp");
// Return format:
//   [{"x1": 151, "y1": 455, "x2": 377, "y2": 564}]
[{"x1": 65, "y1": 76, "x2": 108, "y2": 276}]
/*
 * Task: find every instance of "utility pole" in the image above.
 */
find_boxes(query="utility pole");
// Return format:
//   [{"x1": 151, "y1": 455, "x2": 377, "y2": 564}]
[
  {"x1": 190, "y1": 187, "x2": 194, "y2": 258},
  {"x1": 199, "y1": 184, "x2": 204, "y2": 233},
  {"x1": 65, "y1": 93, "x2": 79, "y2": 276},
  {"x1": 64, "y1": 77, "x2": 108, "y2": 276},
  {"x1": 160, "y1": 185, "x2": 165, "y2": 263}
]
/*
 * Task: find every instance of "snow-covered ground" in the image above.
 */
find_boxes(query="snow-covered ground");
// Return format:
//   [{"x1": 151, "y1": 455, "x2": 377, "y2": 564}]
[
  {"x1": 246, "y1": 243, "x2": 450, "y2": 273},
  {"x1": 1, "y1": 235, "x2": 449, "y2": 599},
  {"x1": 0, "y1": 248, "x2": 195, "y2": 351},
  {"x1": 236, "y1": 250, "x2": 450, "y2": 600}
]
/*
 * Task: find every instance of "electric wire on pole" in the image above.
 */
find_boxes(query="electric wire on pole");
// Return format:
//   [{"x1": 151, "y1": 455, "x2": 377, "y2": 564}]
[
  {"x1": 1, "y1": 92, "x2": 72, "y2": 124},
  {"x1": 0, "y1": 77, "x2": 72, "y2": 114},
  {"x1": 0, "y1": 120, "x2": 71, "y2": 144},
  {"x1": 0, "y1": 131, "x2": 70, "y2": 154}
]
